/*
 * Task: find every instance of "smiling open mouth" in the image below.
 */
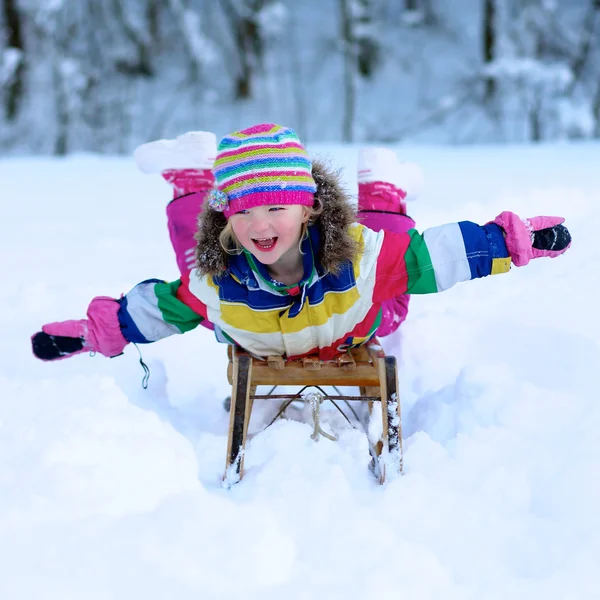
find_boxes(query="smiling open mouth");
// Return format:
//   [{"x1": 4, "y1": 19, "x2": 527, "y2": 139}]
[{"x1": 252, "y1": 237, "x2": 278, "y2": 251}]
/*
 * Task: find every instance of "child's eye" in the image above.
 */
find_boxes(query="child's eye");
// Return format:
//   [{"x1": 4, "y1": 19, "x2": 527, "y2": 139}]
[{"x1": 269, "y1": 207, "x2": 284, "y2": 212}]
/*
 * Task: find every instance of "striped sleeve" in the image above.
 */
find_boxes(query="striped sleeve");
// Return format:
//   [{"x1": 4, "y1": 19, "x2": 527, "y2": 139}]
[
  {"x1": 372, "y1": 222, "x2": 511, "y2": 302},
  {"x1": 117, "y1": 278, "x2": 205, "y2": 344}
]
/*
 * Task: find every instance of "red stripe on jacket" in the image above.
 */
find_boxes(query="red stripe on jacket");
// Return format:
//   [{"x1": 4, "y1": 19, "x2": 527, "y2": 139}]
[
  {"x1": 177, "y1": 271, "x2": 210, "y2": 321},
  {"x1": 372, "y1": 231, "x2": 410, "y2": 303}
]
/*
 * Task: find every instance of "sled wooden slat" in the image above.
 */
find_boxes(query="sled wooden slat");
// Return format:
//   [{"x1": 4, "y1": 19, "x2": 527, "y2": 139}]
[{"x1": 227, "y1": 356, "x2": 381, "y2": 386}]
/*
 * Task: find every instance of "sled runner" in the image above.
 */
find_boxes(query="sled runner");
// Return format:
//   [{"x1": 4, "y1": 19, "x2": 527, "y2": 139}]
[{"x1": 224, "y1": 339, "x2": 403, "y2": 486}]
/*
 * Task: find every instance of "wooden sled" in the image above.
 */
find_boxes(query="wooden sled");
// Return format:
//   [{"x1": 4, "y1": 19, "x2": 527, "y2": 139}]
[{"x1": 224, "y1": 338, "x2": 403, "y2": 486}]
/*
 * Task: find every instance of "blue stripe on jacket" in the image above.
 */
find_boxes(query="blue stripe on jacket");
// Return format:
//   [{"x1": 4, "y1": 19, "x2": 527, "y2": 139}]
[
  {"x1": 117, "y1": 279, "x2": 166, "y2": 344},
  {"x1": 458, "y1": 222, "x2": 509, "y2": 278}
]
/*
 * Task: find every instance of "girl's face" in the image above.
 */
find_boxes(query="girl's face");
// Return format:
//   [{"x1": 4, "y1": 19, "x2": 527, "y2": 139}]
[{"x1": 229, "y1": 204, "x2": 309, "y2": 267}]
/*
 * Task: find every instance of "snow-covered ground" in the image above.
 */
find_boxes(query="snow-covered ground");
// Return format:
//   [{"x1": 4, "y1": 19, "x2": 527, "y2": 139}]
[{"x1": 1, "y1": 143, "x2": 599, "y2": 599}]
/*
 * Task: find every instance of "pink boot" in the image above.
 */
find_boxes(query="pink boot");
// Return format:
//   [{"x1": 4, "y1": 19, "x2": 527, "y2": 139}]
[
  {"x1": 134, "y1": 131, "x2": 217, "y2": 274},
  {"x1": 162, "y1": 169, "x2": 214, "y2": 199},
  {"x1": 357, "y1": 148, "x2": 423, "y2": 336},
  {"x1": 134, "y1": 131, "x2": 218, "y2": 329}
]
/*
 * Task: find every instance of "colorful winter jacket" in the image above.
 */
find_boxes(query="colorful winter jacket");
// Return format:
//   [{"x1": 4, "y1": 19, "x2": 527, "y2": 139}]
[{"x1": 116, "y1": 219, "x2": 511, "y2": 360}]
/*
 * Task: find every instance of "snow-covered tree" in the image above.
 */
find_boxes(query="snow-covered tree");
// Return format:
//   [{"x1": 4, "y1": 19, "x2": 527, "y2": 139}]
[
  {"x1": 219, "y1": 0, "x2": 274, "y2": 99},
  {"x1": 481, "y1": 0, "x2": 600, "y2": 141},
  {"x1": 482, "y1": 0, "x2": 497, "y2": 101},
  {"x1": 0, "y1": 0, "x2": 597, "y2": 153},
  {"x1": 339, "y1": 0, "x2": 381, "y2": 141}
]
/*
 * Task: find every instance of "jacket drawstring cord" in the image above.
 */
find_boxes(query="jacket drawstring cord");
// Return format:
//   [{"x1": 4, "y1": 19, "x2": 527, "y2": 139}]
[{"x1": 133, "y1": 343, "x2": 151, "y2": 389}]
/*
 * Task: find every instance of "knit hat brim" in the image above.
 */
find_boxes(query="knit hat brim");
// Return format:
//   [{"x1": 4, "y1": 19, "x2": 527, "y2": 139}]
[{"x1": 222, "y1": 189, "x2": 315, "y2": 219}]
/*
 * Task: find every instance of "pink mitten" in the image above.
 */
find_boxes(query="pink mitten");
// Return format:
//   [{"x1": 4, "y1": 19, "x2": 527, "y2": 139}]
[
  {"x1": 32, "y1": 297, "x2": 128, "y2": 361},
  {"x1": 492, "y1": 211, "x2": 572, "y2": 267}
]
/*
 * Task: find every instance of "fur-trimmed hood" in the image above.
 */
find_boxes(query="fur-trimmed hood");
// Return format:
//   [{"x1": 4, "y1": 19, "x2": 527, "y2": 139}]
[{"x1": 194, "y1": 158, "x2": 358, "y2": 277}]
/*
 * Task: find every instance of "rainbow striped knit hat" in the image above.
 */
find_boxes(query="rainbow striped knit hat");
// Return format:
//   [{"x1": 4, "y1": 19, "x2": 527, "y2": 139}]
[{"x1": 207, "y1": 123, "x2": 317, "y2": 219}]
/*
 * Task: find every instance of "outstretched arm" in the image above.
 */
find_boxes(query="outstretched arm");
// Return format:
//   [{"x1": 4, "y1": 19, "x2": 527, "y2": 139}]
[
  {"x1": 368, "y1": 212, "x2": 571, "y2": 302},
  {"x1": 32, "y1": 277, "x2": 206, "y2": 361}
]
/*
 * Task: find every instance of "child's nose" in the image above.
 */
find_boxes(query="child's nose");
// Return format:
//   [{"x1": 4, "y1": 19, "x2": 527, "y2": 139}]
[{"x1": 250, "y1": 215, "x2": 271, "y2": 233}]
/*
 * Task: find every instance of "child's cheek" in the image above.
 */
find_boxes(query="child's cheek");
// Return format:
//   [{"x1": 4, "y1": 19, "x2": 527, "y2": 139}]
[{"x1": 231, "y1": 219, "x2": 247, "y2": 242}]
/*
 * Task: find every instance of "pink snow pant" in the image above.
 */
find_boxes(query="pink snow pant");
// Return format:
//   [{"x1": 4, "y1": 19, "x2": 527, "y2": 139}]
[
  {"x1": 164, "y1": 172, "x2": 414, "y2": 337},
  {"x1": 357, "y1": 182, "x2": 414, "y2": 337}
]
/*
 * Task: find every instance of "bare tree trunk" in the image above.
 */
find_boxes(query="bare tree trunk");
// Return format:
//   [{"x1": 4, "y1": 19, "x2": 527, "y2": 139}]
[
  {"x1": 235, "y1": 14, "x2": 260, "y2": 98},
  {"x1": 148, "y1": 0, "x2": 159, "y2": 42},
  {"x1": 338, "y1": 0, "x2": 379, "y2": 140},
  {"x1": 355, "y1": 0, "x2": 378, "y2": 78},
  {"x1": 112, "y1": 0, "x2": 154, "y2": 76},
  {"x1": 527, "y1": 86, "x2": 544, "y2": 142},
  {"x1": 593, "y1": 79, "x2": 600, "y2": 138},
  {"x1": 404, "y1": 0, "x2": 436, "y2": 25},
  {"x1": 422, "y1": 0, "x2": 437, "y2": 25},
  {"x1": 289, "y1": 5, "x2": 307, "y2": 141},
  {"x1": 483, "y1": 0, "x2": 496, "y2": 101},
  {"x1": 566, "y1": 0, "x2": 600, "y2": 95},
  {"x1": 53, "y1": 63, "x2": 69, "y2": 156},
  {"x1": 339, "y1": 0, "x2": 356, "y2": 142},
  {"x1": 220, "y1": 0, "x2": 265, "y2": 99},
  {"x1": 2, "y1": 0, "x2": 25, "y2": 121},
  {"x1": 167, "y1": 0, "x2": 207, "y2": 81}
]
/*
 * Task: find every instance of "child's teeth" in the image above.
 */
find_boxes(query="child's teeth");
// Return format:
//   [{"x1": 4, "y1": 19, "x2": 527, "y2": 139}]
[{"x1": 255, "y1": 237, "x2": 275, "y2": 248}]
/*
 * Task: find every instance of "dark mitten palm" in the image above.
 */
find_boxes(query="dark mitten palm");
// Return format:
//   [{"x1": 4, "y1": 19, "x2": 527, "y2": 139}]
[
  {"x1": 32, "y1": 331, "x2": 84, "y2": 361},
  {"x1": 532, "y1": 224, "x2": 571, "y2": 252},
  {"x1": 492, "y1": 212, "x2": 571, "y2": 266}
]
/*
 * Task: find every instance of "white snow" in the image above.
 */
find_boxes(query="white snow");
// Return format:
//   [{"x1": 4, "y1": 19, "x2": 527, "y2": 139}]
[
  {"x1": 0, "y1": 48, "x2": 22, "y2": 87},
  {"x1": 357, "y1": 147, "x2": 424, "y2": 200},
  {"x1": 2, "y1": 143, "x2": 599, "y2": 598},
  {"x1": 134, "y1": 131, "x2": 217, "y2": 174},
  {"x1": 484, "y1": 58, "x2": 573, "y2": 88}
]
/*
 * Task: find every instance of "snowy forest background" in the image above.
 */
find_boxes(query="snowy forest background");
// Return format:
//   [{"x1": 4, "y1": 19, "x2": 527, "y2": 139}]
[{"x1": 1, "y1": 0, "x2": 600, "y2": 155}]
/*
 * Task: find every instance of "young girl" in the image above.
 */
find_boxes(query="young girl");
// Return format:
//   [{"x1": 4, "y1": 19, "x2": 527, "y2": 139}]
[{"x1": 31, "y1": 123, "x2": 571, "y2": 363}]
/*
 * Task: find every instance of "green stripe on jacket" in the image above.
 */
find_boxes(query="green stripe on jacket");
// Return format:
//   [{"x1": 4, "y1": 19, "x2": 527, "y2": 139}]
[{"x1": 155, "y1": 280, "x2": 204, "y2": 333}]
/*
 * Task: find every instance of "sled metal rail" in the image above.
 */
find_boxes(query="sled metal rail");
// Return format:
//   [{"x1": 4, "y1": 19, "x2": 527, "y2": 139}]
[{"x1": 251, "y1": 393, "x2": 381, "y2": 402}]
